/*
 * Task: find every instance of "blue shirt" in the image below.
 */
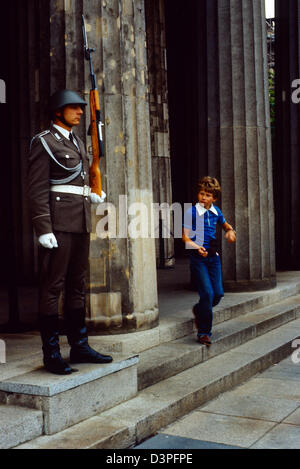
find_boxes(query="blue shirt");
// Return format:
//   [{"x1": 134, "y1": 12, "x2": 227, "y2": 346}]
[{"x1": 183, "y1": 203, "x2": 226, "y2": 249}]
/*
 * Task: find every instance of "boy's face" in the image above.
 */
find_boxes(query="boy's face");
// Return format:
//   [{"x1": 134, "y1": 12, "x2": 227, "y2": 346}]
[{"x1": 197, "y1": 189, "x2": 217, "y2": 209}]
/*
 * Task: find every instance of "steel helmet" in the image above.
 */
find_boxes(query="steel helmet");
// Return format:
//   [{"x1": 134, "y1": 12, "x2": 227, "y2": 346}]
[{"x1": 50, "y1": 90, "x2": 87, "y2": 111}]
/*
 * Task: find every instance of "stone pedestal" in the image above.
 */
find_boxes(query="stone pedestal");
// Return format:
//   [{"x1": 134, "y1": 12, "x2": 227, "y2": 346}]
[{"x1": 0, "y1": 355, "x2": 138, "y2": 435}]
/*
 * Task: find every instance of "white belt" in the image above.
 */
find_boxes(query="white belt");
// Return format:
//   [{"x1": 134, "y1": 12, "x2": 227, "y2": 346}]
[{"x1": 50, "y1": 184, "x2": 91, "y2": 197}]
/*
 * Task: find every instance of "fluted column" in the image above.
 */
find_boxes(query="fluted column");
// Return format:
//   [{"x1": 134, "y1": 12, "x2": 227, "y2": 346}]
[
  {"x1": 165, "y1": 0, "x2": 276, "y2": 290},
  {"x1": 86, "y1": 0, "x2": 158, "y2": 331},
  {"x1": 218, "y1": 0, "x2": 276, "y2": 290}
]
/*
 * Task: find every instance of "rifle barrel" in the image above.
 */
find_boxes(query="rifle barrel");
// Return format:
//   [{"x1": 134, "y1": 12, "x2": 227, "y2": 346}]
[{"x1": 82, "y1": 15, "x2": 97, "y2": 90}]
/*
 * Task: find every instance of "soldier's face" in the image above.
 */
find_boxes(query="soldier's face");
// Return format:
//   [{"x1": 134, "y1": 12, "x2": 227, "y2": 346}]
[{"x1": 55, "y1": 104, "x2": 84, "y2": 129}]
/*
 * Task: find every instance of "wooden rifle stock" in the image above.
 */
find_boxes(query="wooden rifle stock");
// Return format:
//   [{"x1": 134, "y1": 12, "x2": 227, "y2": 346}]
[
  {"x1": 89, "y1": 89, "x2": 102, "y2": 195},
  {"x1": 82, "y1": 15, "x2": 104, "y2": 197}
]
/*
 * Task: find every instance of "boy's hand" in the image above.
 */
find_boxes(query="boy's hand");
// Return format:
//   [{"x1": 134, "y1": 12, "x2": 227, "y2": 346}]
[
  {"x1": 198, "y1": 247, "x2": 208, "y2": 257},
  {"x1": 225, "y1": 229, "x2": 236, "y2": 243}
]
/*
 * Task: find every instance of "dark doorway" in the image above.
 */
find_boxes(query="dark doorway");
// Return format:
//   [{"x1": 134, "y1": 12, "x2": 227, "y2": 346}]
[
  {"x1": 0, "y1": 1, "x2": 52, "y2": 328},
  {"x1": 274, "y1": 0, "x2": 300, "y2": 270},
  {"x1": 164, "y1": 0, "x2": 219, "y2": 257}
]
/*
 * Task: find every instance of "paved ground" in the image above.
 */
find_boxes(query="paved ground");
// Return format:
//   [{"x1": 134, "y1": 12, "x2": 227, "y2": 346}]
[{"x1": 135, "y1": 355, "x2": 300, "y2": 449}]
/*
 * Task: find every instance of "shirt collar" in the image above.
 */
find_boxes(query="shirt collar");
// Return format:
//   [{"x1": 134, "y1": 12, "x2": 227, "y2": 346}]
[
  {"x1": 53, "y1": 124, "x2": 72, "y2": 140},
  {"x1": 195, "y1": 203, "x2": 218, "y2": 217}
]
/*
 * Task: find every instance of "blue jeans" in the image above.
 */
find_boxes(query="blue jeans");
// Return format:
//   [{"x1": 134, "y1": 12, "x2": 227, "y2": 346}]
[{"x1": 190, "y1": 253, "x2": 224, "y2": 336}]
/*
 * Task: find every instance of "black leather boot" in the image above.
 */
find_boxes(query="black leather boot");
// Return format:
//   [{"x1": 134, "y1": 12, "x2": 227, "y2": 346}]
[
  {"x1": 66, "y1": 308, "x2": 113, "y2": 364},
  {"x1": 40, "y1": 315, "x2": 76, "y2": 375}
]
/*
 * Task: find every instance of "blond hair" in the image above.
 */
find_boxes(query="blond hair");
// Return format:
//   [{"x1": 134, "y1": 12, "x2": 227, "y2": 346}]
[{"x1": 197, "y1": 176, "x2": 221, "y2": 199}]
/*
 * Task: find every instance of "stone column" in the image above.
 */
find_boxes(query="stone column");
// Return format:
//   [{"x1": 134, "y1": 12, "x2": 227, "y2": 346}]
[
  {"x1": 218, "y1": 0, "x2": 276, "y2": 290},
  {"x1": 85, "y1": 0, "x2": 158, "y2": 332},
  {"x1": 274, "y1": 0, "x2": 300, "y2": 269}
]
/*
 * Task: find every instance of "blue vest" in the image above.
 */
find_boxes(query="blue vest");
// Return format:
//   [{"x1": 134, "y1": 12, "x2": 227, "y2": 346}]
[{"x1": 183, "y1": 203, "x2": 226, "y2": 249}]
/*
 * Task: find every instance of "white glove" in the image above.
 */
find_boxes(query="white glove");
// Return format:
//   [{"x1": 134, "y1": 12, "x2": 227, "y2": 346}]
[
  {"x1": 38, "y1": 233, "x2": 58, "y2": 249},
  {"x1": 90, "y1": 191, "x2": 106, "y2": 204}
]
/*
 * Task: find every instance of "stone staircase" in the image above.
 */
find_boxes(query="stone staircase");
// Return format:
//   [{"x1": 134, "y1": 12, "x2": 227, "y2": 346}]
[{"x1": 1, "y1": 272, "x2": 300, "y2": 449}]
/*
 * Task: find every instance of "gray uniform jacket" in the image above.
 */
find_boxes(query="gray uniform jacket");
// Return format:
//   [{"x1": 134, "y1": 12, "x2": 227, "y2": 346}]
[{"x1": 28, "y1": 124, "x2": 92, "y2": 237}]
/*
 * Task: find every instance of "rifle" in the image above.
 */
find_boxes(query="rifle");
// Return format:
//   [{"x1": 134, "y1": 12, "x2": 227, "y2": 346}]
[{"x1": 82, "y1": 15, "x2": 104, "y2": 196}]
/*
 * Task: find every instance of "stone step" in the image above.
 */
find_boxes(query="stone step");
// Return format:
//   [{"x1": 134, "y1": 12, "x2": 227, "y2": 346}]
[
  {"x1": 0, "y1": 405, "x2": 43, "y2": 449},
  {"x1": 15, "y1": 317, "x2": 300, "y2": 449},
  {"x1": 95, "y1": 274, "x2": 300, "y2": 354},
  {"x1": 0, "y1": 354, "x2": 138, "y2": 436},
  {"x1": 137, "y1": 295, "x2": 300, "y2": 390},
  {"x1": 2, "y1": 273, "x2": 299, "y2": 382}
]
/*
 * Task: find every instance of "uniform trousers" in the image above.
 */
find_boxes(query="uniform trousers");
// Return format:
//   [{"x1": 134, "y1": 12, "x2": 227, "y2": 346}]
[
  {"x1": 38, "y1": 231, "x2": 90, "y2": 317},
  {"x1": 190, "y1": 252, "x2": 224, "y2": 336}
]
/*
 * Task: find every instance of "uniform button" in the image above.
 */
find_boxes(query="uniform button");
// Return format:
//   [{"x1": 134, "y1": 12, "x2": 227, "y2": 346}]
[
  {"x1": 85, "y1": 197, "x2": 88, "y2": 201},
  {"x1": 56, "y1": 197, "x2": 60, "y2": 201},
  {"x1": 65, "y1": 155, "x2": 70, "y2": 159}
]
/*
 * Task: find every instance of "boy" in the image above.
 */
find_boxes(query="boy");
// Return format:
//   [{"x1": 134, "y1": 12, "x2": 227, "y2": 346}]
[{"x1": 182, "y1": 176, "x2": 236, "y2": 346}]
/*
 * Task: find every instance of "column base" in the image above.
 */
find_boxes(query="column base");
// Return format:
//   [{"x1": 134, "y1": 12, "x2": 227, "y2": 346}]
[
  {"x1": 86, "y1": 311, "x2": 159, "y2": 335},
  {"x1": 224, "y1": 277, "x2": 277, "y2": 292},
  {"x1": 86, "y1": 292, "x2": 159, "y2": 334}
]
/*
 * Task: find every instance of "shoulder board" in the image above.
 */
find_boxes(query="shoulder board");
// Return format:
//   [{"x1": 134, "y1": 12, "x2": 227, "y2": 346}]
[
  {"x1": 30, "y1": 130, "x2": 51, "y2": 150},
  {"x1": 33, "y1": 130, "x2": 51, "y2": 140}
]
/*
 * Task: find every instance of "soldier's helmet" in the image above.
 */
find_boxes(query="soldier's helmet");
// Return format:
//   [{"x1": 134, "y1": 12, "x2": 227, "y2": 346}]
[{"x1": 50, "y1": 90, "x2": 87, "y2": 111}]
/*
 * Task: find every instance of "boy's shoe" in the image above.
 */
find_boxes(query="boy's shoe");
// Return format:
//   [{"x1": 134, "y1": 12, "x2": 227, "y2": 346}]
[{"x1": 197, "y1": 334, "x2": 212, "y2": 346}]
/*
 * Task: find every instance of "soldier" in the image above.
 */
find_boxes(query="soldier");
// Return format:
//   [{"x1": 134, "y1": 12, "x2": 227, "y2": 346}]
[{"x1": 28, "y1": 90, "x2": 113, "y2": 375}]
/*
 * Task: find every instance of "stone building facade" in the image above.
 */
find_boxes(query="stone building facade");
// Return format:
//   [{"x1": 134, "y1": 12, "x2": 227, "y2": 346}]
[{"x1": 2, "y1": 0, "x2": 299, "y2": 335}]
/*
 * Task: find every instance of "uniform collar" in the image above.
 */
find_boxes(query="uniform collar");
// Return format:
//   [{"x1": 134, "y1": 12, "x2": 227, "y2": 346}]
[
  {"x1": 195, "y1": 202, "x2": 218, "y2": 216},
  {"x1": 52, "y1": 124, "x2": 81, "y2": 152},
  {"x1": 53, "y1": 124, "x2": 72, "y2": 140}
]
